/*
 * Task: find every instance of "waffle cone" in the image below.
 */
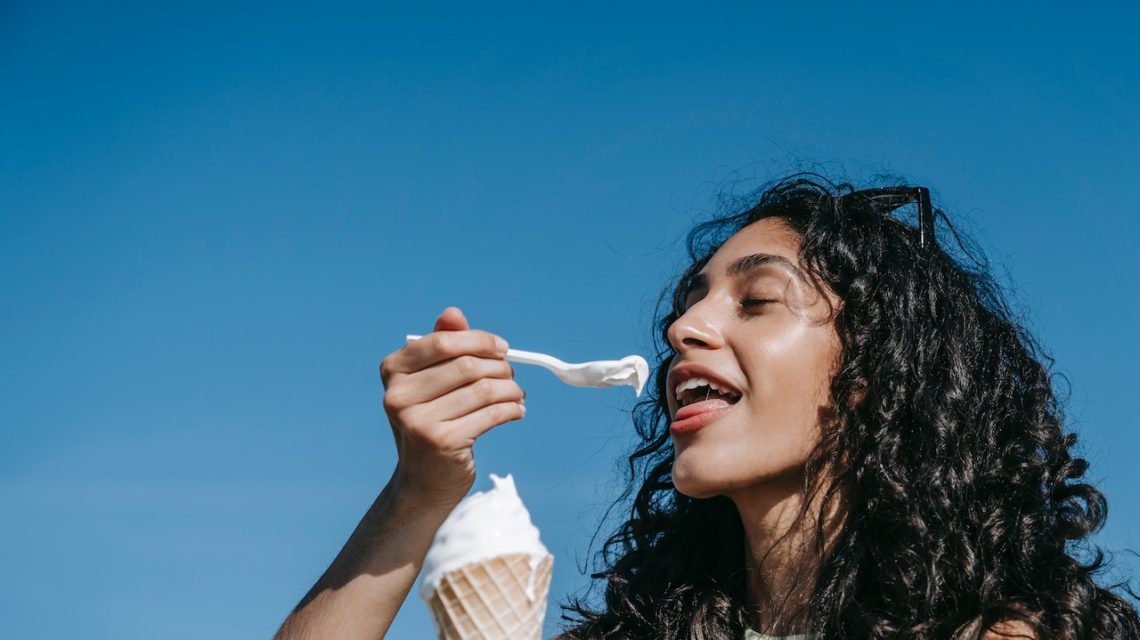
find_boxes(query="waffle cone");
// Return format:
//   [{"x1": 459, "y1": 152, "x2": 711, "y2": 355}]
[{"x1": 426, "y1": 553, "x2": 554, "y2": 640}]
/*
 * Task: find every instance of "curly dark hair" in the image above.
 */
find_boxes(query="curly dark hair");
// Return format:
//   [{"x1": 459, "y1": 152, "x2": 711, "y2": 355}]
[{"x1": 557, "y1": 173, "x2": 1140, "y2": 639}]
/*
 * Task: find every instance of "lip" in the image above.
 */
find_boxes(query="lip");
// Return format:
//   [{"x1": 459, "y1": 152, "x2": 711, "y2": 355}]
[
  {"x1": 667, "y1": 362, "x2": 743, "y2": 436},
  {"x1": 667, "y1": 362, "x2": 743, "y2": 404}
]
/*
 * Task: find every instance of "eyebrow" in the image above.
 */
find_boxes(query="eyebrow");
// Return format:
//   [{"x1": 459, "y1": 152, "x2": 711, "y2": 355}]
[
  {"x1": 726, "y1": 252, "x2": 805, "y2": 280},
  {"x1": 685, "y1": 252, "x2": 806, "y2": 297}
]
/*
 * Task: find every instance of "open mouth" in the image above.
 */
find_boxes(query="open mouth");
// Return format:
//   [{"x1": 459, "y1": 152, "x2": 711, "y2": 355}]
[{"x1": 673, "y1": 377, "x2": 742, "y2": 409}]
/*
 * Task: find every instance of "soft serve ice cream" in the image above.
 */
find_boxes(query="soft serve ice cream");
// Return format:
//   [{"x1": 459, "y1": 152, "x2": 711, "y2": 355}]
[
  {"x1": 404, "y1": 334, "x2": 649, "y2": 397},
  {"x1": 420, "y1": 473, "x2": 552, "y2": 602},
  {"x1": 544, "y1": 354, "x2": 650, "y2": 396},
  {"x1": 419, "y1": 474, "x2": 554, "y2": 639}
]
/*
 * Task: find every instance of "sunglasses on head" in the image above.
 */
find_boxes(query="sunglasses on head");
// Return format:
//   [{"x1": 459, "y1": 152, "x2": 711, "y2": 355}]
[{"x1": 843, "y1": 186, "x2": 935, "y2": 250}]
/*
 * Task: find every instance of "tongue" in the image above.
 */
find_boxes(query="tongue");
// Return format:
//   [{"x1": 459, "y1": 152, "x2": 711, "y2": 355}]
[{"x1": 675, "y1": 398, "x2": 734, "y2": 420}]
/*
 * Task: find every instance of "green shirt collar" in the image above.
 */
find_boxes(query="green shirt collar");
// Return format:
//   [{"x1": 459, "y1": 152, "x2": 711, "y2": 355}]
[{"x1": 743, "y1": 629, "x2": 815, "y2": 640}]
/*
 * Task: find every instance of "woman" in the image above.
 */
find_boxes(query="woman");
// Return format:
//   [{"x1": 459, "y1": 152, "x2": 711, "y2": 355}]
[{"x1": 275, "y1": 173, "x2": 1140, "y2": 639}]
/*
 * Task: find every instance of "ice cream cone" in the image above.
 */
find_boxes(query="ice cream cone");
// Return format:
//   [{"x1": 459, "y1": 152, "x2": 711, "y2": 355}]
[
  {"x1": 426, "y1": 553, "x2": 553, "y2": 640},
  {"x1": 420, "y1": 474, "x2": 553, "y2": 640}
]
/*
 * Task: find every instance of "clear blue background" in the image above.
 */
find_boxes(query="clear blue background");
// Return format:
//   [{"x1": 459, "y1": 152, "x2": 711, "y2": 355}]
[{"x1": 2, "y1": 2, "x2": 1138, "y2": 638}]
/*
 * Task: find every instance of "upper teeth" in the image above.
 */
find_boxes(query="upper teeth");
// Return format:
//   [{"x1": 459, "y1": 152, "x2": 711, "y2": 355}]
[{"x1": 674, "y1": 377, "x2": 736, "y2": 404}]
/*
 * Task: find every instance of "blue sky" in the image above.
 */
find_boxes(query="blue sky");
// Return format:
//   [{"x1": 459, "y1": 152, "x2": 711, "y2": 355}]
[{"x1": 2, "y1": 2, "x2": 1138, "y2": 637}]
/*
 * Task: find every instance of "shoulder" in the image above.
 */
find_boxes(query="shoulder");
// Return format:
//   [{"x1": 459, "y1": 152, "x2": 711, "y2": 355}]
[{"x1": 980, "y1": 618, "x2": 1038, "y2": 639}]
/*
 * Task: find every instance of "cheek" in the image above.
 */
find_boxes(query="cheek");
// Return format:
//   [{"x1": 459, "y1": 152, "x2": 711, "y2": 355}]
[
  {"x1": 734, "y1": 324, "x2": 840, "y2": 459},
  {"x1": 748, "y1": 324, "x2": 836, "y2": 407}
]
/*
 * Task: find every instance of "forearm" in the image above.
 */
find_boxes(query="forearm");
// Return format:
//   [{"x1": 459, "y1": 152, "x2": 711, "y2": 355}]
[{"x1": 275, "y1": 472, "x2": 454, "y2": 640}]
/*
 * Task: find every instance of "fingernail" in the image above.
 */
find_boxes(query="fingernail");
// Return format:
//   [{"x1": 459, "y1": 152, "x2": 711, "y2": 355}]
[
  {"x1": 519, "y1": 403, "x2": 527, "y2": 416},
  {"x1": 510, "y1": 365, "x2": 516, "y2": 377},
  {"x1": 495, "y1": 337, "x2": 509, "y2": 354}
]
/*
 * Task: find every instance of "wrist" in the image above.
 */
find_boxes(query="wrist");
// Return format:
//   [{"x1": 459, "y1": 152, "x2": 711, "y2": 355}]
[{"x1": 385, "y1": 465, "x2": 466, "y2": 519}]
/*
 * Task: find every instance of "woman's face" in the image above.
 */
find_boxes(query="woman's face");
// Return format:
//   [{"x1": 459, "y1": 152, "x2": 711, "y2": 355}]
[{"x1": 666, "y1": 217, "x2": 842, "y2": 500}]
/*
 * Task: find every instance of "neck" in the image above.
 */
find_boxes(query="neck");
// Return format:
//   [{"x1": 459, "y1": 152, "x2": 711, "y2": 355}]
[{"x1": 728, "y1": 472, "x2": 844, "y2": 636}]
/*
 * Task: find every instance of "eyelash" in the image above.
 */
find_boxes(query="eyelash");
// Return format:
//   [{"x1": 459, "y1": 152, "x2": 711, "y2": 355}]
[
  {"x1": 742, "y1": 299, "x2": 774, "y2": 309},
  {"x1": 679, "y1": 298, "x2": 774, "y2": 314}
]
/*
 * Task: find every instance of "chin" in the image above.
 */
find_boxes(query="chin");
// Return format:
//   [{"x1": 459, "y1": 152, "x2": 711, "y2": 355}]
[
  {"x1": 672, "y1": 451, "x2": 807, "y2": 501},
  {"x1": 671, "y1": 457, "x2": 730, "y2": 499}
]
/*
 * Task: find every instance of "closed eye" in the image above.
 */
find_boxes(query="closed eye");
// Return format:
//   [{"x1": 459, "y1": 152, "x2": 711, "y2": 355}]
[{"x1": 742, "y1": 299, "x2": 775, "y2": 308}]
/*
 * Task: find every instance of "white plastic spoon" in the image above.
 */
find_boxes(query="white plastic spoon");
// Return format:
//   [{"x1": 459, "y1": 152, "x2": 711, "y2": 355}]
[{"x1": 405, "y1": 334, "x2": 650, "y2": 397}]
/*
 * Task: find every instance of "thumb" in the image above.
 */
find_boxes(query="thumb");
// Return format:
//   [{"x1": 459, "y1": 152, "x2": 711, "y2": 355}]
[{"x1": 433, "y1": 306, "x2": 469, "y2": 332}]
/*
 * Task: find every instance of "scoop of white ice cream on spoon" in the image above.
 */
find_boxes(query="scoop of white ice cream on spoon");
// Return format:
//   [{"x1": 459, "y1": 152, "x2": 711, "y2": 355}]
[{"x1": 405, "y1": 334, "x2": 650, "y2": 397}]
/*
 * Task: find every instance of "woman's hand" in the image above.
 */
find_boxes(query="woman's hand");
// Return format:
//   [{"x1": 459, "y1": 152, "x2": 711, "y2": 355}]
[
  {"x1": 380, "y1": 306, "x2": 526, "y2": 509},
  {"x1": 275, "y1": 307, "x2": 523, "y2": 640}
]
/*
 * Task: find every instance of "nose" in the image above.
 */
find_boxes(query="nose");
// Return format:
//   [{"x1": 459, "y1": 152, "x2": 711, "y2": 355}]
[{"x1": 666, "y1": 298, "x2": 725, "y2": 353}]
